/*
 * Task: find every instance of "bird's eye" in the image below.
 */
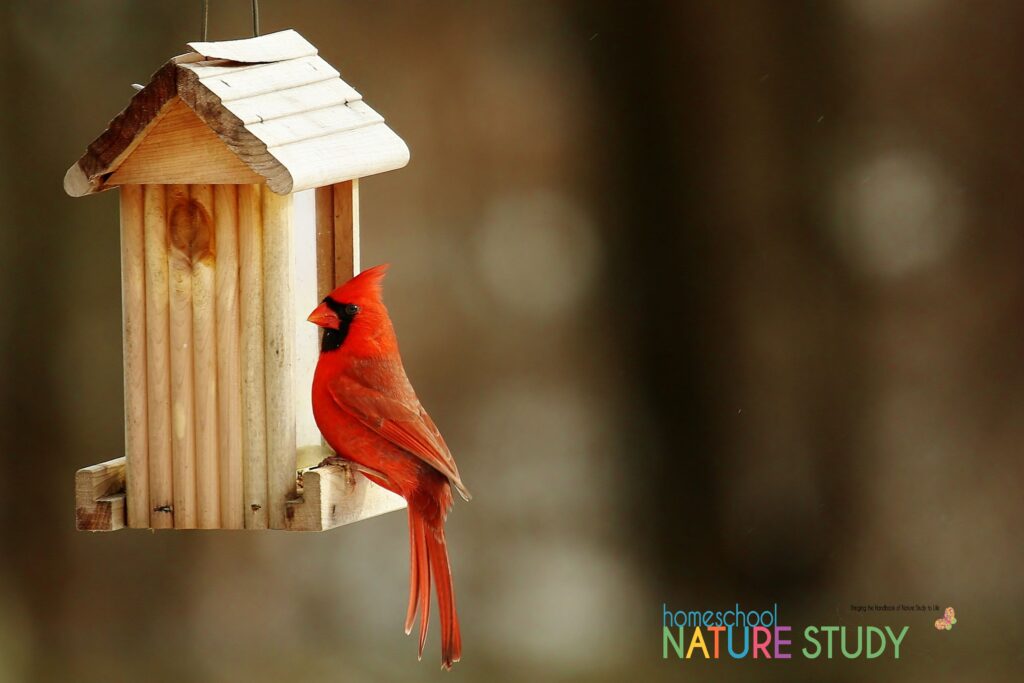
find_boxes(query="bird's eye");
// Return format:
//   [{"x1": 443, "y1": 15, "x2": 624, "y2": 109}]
[{"x1": 344, "y1": 304, "x2": 360, "y2": 317}]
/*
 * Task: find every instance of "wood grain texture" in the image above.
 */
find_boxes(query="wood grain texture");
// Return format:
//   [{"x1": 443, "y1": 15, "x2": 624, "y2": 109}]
[
  {"x1": 63, "y1": 62, "x2": 180, "y2": 196},
  {"x1": 245, "y1": 100, "x2": 383, "y2": 147},
  {"x1": 189, "y1": 184, "x2": 220, "y2": 528},
  {"x1": 144, "y1": 185, "x2": 174, "y2": 528},
  {"x1": 261, "y1": 190, "x2": 296, "y2": 528},
  {"x1": 214, "y1": 185, "x2": 244, "y2": 528},
  {"x1": 167, "y1": 184, "x2": 197, "y2": 528},
  {"x1": 192, "y1": 55, "x2": 337, "y2": 103},
  {"x1": 108, "y1": 99, "x2": 263, "y2": 186},
  {"x1": 238, "y1": 184, "x2": 269, "y2": 529},
  {"x1": 333, "y1": 180, "x2": 360, "y2": 284},
  {"x1": 76, "y1": 458, "x2": 128, "y2": 532},
  {"x1": 315, "y1": 186, "x2": 335, "y2": 300},
  {"x1": 119, "y1": 186, "x2": 150, "y2": 527},
  {"x1": 213, "y1": 79, "x2": 360, "y2": 126},
  {"x1": 285, "y1": 449, "x2": 406, "y2": 532}
]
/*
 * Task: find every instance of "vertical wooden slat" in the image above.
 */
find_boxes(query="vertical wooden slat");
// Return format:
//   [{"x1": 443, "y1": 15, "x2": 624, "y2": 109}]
[
  {"x1": 332, "y1": 179, "x2": 360, "y2": 284},
  {"x1": 167, "y1": 184, "x2": 197, "y2": 528},
  {"x1": 214, "y1": 185, "x2": 244, "y2": 529},
  {"x1": 262, "y1": 188, "x2": 297, "y2": 529},
  {"x1": 293, "y1": 190, "x2": 324, "y2": 450},
  {"x1": 119, "y1": 185, "x2": 149, "y2": 527},
  {"x1": 190, "y1": 184, "x2": 220, "y2": 528},
  {"x1": 315, "y1": 186, "x2": 335, "y2": 300},
  {"x1": 239, "y1": 184, "x2": 269, "y2": 529},
  {"x1": 144, "y1": 184, "x2": 174, "y2": 528}
]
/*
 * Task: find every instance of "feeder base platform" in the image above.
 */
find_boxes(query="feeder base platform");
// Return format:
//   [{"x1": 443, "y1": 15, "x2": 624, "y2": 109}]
[{"x1": 75, "y1": 446, "x2": 406, "y2": 532}]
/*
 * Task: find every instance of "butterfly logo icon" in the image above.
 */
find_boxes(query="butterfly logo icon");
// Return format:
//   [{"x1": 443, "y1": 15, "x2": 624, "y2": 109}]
[{"x1": 934, "y1": 607, "x2": 957, "y2": 631}]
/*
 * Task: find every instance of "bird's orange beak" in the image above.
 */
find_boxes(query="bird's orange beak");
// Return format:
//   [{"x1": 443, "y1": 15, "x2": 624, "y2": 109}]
[{"x1": 307, "y1": 302, "x2": 338, "y2": 328}]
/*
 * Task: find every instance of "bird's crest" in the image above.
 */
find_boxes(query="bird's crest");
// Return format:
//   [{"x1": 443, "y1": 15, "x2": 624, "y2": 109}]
[{"x1": 332, "y1": 263, "x2": 390, "y2": 304}]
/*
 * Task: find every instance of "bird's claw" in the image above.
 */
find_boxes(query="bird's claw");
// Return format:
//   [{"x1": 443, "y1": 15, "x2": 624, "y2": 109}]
[
  {"x1": 315, "y1": 455, "x2": 349, "y2": 469},
  {"x1": 316, "y1": 456, "x2": 392, "y2": 488}
]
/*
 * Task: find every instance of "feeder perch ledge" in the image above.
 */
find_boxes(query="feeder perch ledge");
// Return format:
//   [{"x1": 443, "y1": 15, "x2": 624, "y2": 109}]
[{"x1": 76, "y1": 447, "x2": 405, "y2": 532}]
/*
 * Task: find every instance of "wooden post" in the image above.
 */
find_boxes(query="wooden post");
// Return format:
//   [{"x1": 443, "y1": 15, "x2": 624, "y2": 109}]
[
  {"x1": 119, "y1": 185, "x2": 150, "y2": 527},
  {"x1": 214, "y1": 185, "x2": 244, "y2": 528},
  {"x1": 168, "y1": 184, "x2": 197, "y2": 528},
  {"x1": 314, "y1": 186, "x2": 337, "y2": 452},
  {"x1": 239, "y1": 184, "x2": 269, "y2": 529},
  {"x1": 333, "y1": 179, "x2": 360, "y2": 284},
  {"x1": 262, "y1": 189, "x2": 297, "y2": 528},
  {"x1": 190, "y1": 184, "x2": 220, "y2": 528},
  {"x1": 144, "y1": 184, "x2": 174, "y2": 528},
  {"x1": 315, "y1": 186, "x2": 335, "y2": 300},
  {"x1": 293, "y1": 190, "x2": 323, "y2": 450}
]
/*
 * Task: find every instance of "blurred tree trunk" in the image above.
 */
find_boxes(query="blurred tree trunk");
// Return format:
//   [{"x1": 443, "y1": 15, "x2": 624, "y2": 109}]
[
  {"x1": 576, "y1": 0, "x2": 864, "y2": 597},
  {"x1": 0, "y1": 4, "x2": 75, "y2": 676}
]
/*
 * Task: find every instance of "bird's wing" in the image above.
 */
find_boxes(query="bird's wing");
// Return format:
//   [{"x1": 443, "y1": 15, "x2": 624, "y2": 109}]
[{"x1": 328, "y1": 357, "x2": 470, "y2": 499}]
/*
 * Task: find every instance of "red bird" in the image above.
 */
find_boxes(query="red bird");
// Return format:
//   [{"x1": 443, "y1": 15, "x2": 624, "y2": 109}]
[{"x1": 307, "y1": 264, "x2": 470, "y2": 669}]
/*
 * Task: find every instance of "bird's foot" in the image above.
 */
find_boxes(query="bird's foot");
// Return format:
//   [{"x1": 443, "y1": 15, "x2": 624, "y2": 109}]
[
  {"x1": 315, "y1": 454, "x2": 349, "y2": 469},
  {"x1": 313, "y1": 455, "x2": 395, "y2": 489}
]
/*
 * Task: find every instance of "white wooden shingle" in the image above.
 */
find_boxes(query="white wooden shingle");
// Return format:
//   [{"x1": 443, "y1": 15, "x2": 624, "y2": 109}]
[{"x1": 187, "y1": 29, "x2": 319, "y2": 63}]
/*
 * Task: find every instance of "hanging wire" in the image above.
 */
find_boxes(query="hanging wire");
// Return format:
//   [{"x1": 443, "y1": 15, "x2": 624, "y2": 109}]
[{"x1": 201, "y1": 0, "x2": 260, "y2": 41}]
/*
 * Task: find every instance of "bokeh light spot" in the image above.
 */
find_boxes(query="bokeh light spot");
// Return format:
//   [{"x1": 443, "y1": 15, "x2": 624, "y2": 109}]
[
  {"x1": 833, "y1": 150, "x2": 962, "y2": 279},
  {"x1": 476, "y1": 191, "x2": 599, "y2": 319}
]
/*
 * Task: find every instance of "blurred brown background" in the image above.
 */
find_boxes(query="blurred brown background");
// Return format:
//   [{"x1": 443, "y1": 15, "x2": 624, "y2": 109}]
[{"x1": 1, "y1": 1, "x2": 1022, "y2": 681}]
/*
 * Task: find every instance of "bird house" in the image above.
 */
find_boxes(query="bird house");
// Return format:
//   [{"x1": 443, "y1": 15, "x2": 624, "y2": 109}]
[{"x1": 68, "y1": 30, "x2": 408, "y2": 532}]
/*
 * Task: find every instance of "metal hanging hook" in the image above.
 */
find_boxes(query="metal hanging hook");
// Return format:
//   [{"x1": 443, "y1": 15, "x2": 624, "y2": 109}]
[{"x1": 200, "y1": 0, "x2": 260, "y2": 41}]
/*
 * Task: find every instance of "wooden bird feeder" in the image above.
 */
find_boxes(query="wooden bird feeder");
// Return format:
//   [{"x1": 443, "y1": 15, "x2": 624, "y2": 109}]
[{"x1": 68, "y1": 30, "x2": 409, "y2": 531}]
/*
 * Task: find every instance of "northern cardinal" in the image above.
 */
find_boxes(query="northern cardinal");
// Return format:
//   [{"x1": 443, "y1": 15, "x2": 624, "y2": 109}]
[{"x1": 308, "y1": 264, "x2": 470, "y2": 669}]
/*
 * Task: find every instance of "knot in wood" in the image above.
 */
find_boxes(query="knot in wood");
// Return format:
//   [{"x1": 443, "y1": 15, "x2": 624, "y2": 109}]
[{"x1": 169, "y1": 197, "x2": 214, "y2": 263}]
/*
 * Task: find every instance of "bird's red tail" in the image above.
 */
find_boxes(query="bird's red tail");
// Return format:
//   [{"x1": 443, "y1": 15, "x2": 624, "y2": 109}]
[{"x1": 404, "y1": 508, "x2": 461, "y2": 669}]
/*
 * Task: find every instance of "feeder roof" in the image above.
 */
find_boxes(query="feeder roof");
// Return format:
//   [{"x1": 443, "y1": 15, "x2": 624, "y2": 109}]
[{"x1": 64, "y1": 30, "x2": 410, "y2": 196}]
